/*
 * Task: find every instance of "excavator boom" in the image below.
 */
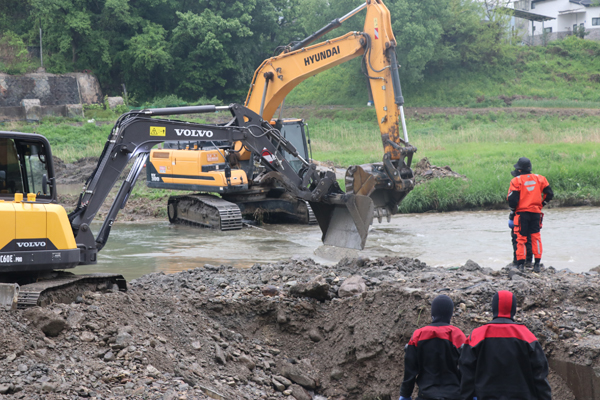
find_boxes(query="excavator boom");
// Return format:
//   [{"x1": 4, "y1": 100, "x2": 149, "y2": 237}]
[
  {"x1": 245, "y1": 0, "x2": 417, "y2": 239},
  {"x1": 70, "y1": 104, "x2": 373, "y2": 256}
]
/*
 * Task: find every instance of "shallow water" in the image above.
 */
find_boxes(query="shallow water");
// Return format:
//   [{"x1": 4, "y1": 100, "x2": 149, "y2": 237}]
[{"x1": 72, "y1": 207, "x2": 600, "y2": 280}]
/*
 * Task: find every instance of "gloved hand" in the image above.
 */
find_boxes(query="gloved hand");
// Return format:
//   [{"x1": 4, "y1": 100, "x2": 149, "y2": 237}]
[
  {"x1": 508, "y1": 219, "x2": 514, "y2": 229},
  {"x1": 399, "y1": 397, "x2": 412, "y2": 400},
  {"x1": 542, "y1": 200, "x2": 548, "y2": 207},
  {"x1": 509, "y1": 211, "x2": 515, "y2": 220}
]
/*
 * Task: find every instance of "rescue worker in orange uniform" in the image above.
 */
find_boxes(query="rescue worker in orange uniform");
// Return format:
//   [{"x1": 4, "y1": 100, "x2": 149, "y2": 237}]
[{"x1": 507, "y1": 157, "x2": 553, "y2": 273}]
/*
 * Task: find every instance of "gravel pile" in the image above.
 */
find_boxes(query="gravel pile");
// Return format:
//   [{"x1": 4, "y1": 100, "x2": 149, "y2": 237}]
[{"x1": 1, "y1": 256, "x2": 596, "y2": 399}]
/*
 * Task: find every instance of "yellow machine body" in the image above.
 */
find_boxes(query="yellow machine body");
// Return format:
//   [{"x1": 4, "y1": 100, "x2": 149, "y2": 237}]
[
  {"x1": 0, "y1": 197, "x2": 77, "y2": 252},
  {"x1": 149, "y1": 149, "x2": 248, "y2": 188}
]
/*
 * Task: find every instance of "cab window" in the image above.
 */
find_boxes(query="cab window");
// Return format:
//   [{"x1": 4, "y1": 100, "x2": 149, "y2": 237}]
[
  {"x1": 0, "y1": 138, "x2": 53, "y2": 199},
  {"x1": 0, "y1": 138, "x2": 24, "y2": 194}
]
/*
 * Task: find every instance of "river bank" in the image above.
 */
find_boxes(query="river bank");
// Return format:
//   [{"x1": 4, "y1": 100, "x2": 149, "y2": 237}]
[{"x1": 2, "y1": 256, "x2": 598, "y2": 399}]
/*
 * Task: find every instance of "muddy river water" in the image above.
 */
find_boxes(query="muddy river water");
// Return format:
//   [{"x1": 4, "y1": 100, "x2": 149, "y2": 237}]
[{"x1": 72, "y1": 207, "x2": 599, "y2": 281}]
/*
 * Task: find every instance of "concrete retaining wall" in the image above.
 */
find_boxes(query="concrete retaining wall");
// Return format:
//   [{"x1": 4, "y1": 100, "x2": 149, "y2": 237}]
[{"x1": 0, "y1": 71, "x2": 101, "y2": 121}]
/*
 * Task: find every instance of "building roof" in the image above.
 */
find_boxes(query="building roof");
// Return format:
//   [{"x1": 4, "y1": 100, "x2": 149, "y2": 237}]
[
  {"x1": 569, "y1": 0, "x2": 595, "y2": 6},
  {"x1": 497, "y1": 7, "x2": 555, "y2": 22}
]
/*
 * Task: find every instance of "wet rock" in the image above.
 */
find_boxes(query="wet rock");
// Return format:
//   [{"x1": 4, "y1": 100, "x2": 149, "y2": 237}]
[
  {"x1": 338, "y1": 275, "x2": 366, "y2": 298},
  {"x1": 290, "y1": 384, "x2": 312, "y2": 400},
  {"x1": 23, "y1": 308, "x2": 67, "y2": 337},
  {"x1": 262, "y1": 285, "x2": 280, "y2": 297},
  {"x1": 289, "y1": 275, "x2": 330, "y2": 301},
  {"x1": 461, "y1": 259, "x2": 482, "y2": 272}
]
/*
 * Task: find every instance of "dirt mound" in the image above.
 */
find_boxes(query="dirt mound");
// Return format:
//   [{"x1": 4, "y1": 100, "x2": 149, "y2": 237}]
[
  {"x1": 2, "y1": 256, "x2": 597, "y2": 399},
  {"x1": 413, "y1": 157, "x2": 466, "y2": 184}
]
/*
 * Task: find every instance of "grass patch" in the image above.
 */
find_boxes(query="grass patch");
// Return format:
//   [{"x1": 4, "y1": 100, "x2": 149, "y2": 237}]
[{"x1": 306, "y1": 109, "x2": 600, "y2": 212}]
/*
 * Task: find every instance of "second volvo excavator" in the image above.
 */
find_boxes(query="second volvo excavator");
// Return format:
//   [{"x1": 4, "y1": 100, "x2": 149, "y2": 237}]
[
  {"x1": 0, "y1": 103, "x2": 372, "y2": 308},
  {"x1": 146, "y1": 0, "x2": 417, "y2": 237}
]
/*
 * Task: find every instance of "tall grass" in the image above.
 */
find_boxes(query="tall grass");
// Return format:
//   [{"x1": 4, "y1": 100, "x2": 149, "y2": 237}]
[{"x1": 307, "y1": 109, "x2": 600, "y2": 212}]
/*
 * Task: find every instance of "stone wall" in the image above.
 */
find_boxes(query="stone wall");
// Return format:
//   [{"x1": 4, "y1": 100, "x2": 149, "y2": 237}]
[{"x1": 0, "y1": 71, "x2": 101, "y2": 121}]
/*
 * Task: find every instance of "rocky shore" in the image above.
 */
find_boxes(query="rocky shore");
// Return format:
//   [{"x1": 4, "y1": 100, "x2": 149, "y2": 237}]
[{"x1": 1, "y1": 257, "x2": 598, "y2": 399}]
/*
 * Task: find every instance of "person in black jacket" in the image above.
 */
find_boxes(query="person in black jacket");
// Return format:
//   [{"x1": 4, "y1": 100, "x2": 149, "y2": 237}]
[
  {"x1": 459, "y1": 290, "x2": 551, "y2": 400},
  {"x1": 399, "y1": 295, "x2": 467, "y2": 400}
]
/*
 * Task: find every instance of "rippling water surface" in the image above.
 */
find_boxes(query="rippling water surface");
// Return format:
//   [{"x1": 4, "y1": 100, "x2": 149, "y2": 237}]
[{"x1": 71, "y1": 207, "x2": 600, "y2": 280}]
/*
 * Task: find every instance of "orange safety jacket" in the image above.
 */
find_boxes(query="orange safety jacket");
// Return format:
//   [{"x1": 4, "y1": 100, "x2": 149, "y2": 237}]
[{"x1": 507, "y1": 174, "x2": 552, "y2": 213}]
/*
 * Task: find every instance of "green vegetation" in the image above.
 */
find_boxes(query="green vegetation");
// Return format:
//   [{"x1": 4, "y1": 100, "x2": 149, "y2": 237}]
[
  {"x1": 288, "y1": 36, "x2": 600, "y2": 109},
  {"x1": 307, "y1": 109, "x2": 600, "y2": 212},
  {"x1": 1, "y1": 0, "x2": 508, "y2": 104}
]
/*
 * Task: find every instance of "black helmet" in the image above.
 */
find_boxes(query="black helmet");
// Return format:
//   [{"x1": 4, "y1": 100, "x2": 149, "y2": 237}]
[
  {"x1": 514, "y1": 157, "x2": 532, "y2": 171},
  {"x1": 512, "y1": 157, "x2": 532, "y2": 177}
]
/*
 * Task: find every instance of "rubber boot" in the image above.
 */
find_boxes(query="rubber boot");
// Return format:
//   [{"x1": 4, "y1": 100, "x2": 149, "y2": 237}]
[
  {"x1": 533, "y1": 258, "x2": 541, "y2": 273},
  {"x1": 517, "y1": 260, "x2": 525, "y2": 272},
  {"x1": 524, "y1": 261, "x2": 532, "y2": 270}
]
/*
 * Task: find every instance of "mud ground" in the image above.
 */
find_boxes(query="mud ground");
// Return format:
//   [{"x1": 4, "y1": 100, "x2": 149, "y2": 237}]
[
  {"x1": 53, "y1": 155, "x2": 464, "y2": 223},
  {"x1": 2, "y1": 257, "x2": 598, "y2": 399}
]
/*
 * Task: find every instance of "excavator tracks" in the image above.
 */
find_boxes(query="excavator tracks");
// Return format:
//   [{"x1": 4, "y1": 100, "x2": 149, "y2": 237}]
[
  {"x1": 14, "y1": 273, "x2": 127, "y2": 309},
  {"x1": 168, "y1": 194, "x2": 243, "y2": 230},
  {"x1": 304, "y1": 201, "x2": 317, "y2": 225}
]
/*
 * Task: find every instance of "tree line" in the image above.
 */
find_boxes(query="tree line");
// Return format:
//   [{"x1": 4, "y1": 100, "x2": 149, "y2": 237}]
[{"x1": 0, "y1": 0, "x2": 508, "y2": 104}]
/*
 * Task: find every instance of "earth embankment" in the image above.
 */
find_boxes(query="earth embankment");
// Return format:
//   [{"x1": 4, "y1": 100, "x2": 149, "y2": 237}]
[{"x1": 2, "y1": 257, "x2": 598, "y2": 399}]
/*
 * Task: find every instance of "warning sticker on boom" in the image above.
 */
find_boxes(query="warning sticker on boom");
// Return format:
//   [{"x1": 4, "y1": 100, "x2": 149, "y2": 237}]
[{"x1": 150, "y1": 127, "x2": 166, "y2": 137}]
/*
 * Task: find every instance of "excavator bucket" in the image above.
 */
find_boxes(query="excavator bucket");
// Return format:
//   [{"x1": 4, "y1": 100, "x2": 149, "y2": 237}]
[{"x1": 310, "y1": 194, "x2": 374, "y2": 250}]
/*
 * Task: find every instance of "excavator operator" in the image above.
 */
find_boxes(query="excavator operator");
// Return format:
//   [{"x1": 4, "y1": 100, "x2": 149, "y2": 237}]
[
  {"x1": 507, "y1": 157, "x2": 554, "y2": 273},
  {"x1": 0, "y1": 138, "x2": 21, "y2": 194}
]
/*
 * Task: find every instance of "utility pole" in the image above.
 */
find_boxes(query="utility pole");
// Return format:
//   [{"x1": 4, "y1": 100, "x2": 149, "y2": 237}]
[{"x1": 39, "y1": 27, "x2": 43, "y2": 68}]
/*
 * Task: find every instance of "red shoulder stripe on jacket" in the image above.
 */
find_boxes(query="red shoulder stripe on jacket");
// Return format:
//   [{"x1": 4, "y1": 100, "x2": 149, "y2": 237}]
[
  {"x1": 408, "y1": 325, "x2": 466, "y2": 348},
  {"x1": 467, "y1": 323, "x2": 537, "y2": 347}
]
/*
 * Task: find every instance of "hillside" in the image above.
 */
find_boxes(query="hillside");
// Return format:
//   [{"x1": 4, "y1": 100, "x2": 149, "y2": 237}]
[{"x1": 285, "y1": 36, "x2": 600, "y2": 109}]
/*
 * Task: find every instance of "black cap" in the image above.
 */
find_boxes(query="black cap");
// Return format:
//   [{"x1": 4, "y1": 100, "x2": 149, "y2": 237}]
[
  {"x1": 492, "y1": 290, "x2": 517, "y2": 320},
  {"x1": 513, "y1": 157, "x2": 532, "y2": 172},
  {"x1": 431, "y1": 295, "x2": 454, "y2": 324}
]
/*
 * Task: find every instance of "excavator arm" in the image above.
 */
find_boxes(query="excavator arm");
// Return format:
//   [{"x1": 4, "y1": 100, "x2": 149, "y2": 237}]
[
  {"x1": 69, "y1": 104, "x2": 373, "y2": 263},
  {"x1": 245, "y1": 0, "x2": 417, "y2": 221}
]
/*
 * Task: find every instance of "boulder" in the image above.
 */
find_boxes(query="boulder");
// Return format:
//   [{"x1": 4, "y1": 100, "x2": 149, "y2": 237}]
[
  {"x1": 461, "y1": 259, "x2": 482, "y2": 272},
  {"x1": 106, "y1": 96, "x2": 124, "y2": 109},
  {"x1": 290, "y1": 384, "x2": 312, "y2": 400},
  {"x1": 289, "y1": 275, "x2": 330, "y2": 301},
  {"x1": 282, "y1": 364, "x2": 316, "y2": 389},
  {"x1": 23, "y1": 307, "x2": 67, "y2": 337},
  {"x1": 338, "y1": 275, "x2": 366, "y2": 298}
]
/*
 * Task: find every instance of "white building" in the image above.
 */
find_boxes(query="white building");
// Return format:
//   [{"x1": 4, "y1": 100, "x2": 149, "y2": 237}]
[{"x1": 513, "y1": 0, "x2": 600, "y2": 43}]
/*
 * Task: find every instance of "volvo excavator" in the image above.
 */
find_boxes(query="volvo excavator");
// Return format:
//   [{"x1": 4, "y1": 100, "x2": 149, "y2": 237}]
[
  {"x1": 147, "y1": 0, "x2": 417, "y2": 233},
  {"x1": 0, "y1": 103, "x2": 372, "y2": 308}
]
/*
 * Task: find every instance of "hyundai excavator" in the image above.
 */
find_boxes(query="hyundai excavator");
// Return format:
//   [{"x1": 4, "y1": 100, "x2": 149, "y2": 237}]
[
  {"x1": 0, "y1": 103, "x2": 372, "y2": 308},
  {"x1": 146, "y1": 0, "x2": 417, "y2": 233}
]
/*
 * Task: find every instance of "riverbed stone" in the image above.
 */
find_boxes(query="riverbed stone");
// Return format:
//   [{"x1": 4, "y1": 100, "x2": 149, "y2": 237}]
[
  {"x1": 338, "y1": 275, "x2": 366, "y2": 297},
  {"x1": 290, "y1": 384, "x2": 312, "y2": 400},
  {"x1": 289, "y1": 275, "x2": 330, "y2": 301}
]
